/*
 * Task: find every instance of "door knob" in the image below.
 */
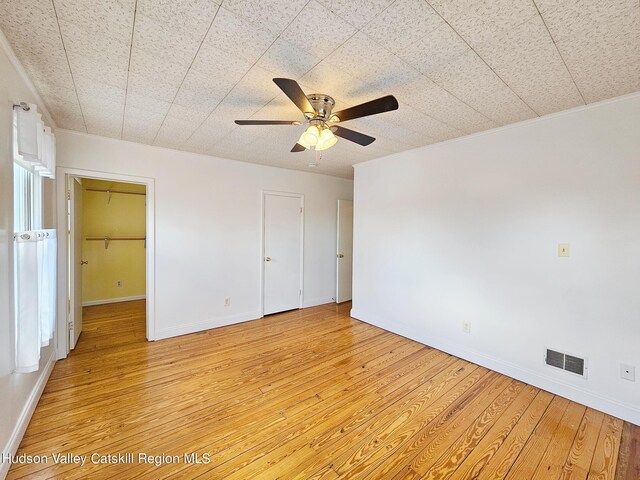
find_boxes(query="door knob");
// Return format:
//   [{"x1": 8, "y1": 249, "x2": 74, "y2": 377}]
[
  {"x1": 80, "y1": 260, "x2": 88, "y2": 265},
  {"x1": 264, "y1": 256, "x2": 271, "y2": 262},
  {"x1": 337, "y1": 254, "x2": 344, "y2": 258}
]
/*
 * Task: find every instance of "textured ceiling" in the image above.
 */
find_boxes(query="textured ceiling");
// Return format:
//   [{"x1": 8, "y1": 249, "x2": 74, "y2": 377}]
[{"x1": 1, "y1": 0, "x2": 638, "y2": 178}]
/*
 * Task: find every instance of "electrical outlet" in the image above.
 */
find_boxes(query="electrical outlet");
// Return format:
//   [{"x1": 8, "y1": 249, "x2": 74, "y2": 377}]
[
  {"x1": 620, "y1": 364, "x2": 635, "y2": 382},
  {"x1": 224, "y1": 297, "x2": 230, "y2": 307},
  {"x1": 462, "y1": 321, "x2": 471, "y2": 334},
  {"x1": 116, "y1": 280, "x2": 122, "y2": 287}
]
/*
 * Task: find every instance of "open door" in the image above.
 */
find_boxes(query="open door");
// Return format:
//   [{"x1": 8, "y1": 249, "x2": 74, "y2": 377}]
[
  {"x1": 336, "y1": 199, "x2": 353, "y2": 303},
  {"x1": 263, "y1": 192, "x2": 303, "y2": 315},
  {"x1": 68, "y1": 177, "x2": 83, "y2": 349}
]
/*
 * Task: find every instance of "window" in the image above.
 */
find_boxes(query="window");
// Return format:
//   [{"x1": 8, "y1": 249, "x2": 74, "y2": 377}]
[
  {"x1": 12, "y1": 107, "x2": 54, "y2": 374},
  {"x1": 13, "y1": 111, "x2": 43, "y2": 232}
]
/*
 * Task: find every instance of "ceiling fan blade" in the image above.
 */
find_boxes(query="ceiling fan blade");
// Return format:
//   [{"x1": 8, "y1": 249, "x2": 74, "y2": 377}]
[
  {"x1": 291, "y1": 143, "x2": 306, "y2": 153},
  {"x1": 333, "y1": 126, "x2": 376, "y2": 146},
  {"x1": 331, "y1": 95, "x2": 398, "y2": 122},
  {"x1": 273, "y1": 78, "x2": 314, "y2": 115},
  {"x1": 235, "y1": 120, "x2": 300, "y2": 125}
]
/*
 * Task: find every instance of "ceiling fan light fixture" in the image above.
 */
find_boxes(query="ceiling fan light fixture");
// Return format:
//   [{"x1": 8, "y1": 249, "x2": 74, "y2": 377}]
[
  {"x1": 302, "y1": 125, "x2": 320, "y2": 146},
  {"x1": 297, "y1": 132, "x2": 312, "y2": 149},
  {"x1": 315, "y1": 127, "x2": 337, "y2": 151}
]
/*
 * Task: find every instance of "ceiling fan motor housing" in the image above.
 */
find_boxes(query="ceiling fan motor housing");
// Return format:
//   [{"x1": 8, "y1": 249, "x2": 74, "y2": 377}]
[{"x1": 306, "y1": 94, "x2": 335, "y2": 121}]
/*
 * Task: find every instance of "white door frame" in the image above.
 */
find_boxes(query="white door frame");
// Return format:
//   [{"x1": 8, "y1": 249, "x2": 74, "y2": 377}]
[
  {"x1": 260, "y1": 190, "x2": 304, "y2": 316},
  {"x1": 55, "y1": 167, "x2": 156, "y2": 359}
]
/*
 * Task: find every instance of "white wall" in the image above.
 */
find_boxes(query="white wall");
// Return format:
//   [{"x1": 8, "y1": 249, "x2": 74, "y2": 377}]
[
  {"x1": 352, "y1": 93, "x2": 640, "y2": 426},
  {"x1": 56, "y1": 131, "x2": 353, "y2": 340},
  {"x1": 0, "y1": 34, "x2": 56, "y2": 477}
]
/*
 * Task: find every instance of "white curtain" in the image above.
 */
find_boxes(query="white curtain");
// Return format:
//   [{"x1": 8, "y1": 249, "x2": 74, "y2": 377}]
[
  {"x1": 39, "y1": 230, "x2": 57, "y2": 345},
  {"x1": 13, "y1": 105, "x2": 56, "y2": 178},
  {"x1": 16, "y1": 103, "x2": 40, "y2": 160},
  {"x1": 14, "y1": 229, "x2": 57, "y2": 373},
  {"x1": 39, "y1": 127, "x2": 56, "y2": 179}
]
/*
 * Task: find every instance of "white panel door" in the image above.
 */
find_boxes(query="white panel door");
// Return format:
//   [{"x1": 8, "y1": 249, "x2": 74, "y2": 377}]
[
  {"x1": 69, "y1": 177, "x2": 83, "y2": 349},
  {"x1": 263, "y1": 193, "x2": 303, "y2": 315},
  {"x1": 336, "y1": 199, "x2": 353, "y2": 303}
]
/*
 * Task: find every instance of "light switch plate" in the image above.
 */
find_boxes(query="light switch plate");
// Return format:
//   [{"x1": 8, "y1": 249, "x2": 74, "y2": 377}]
[{"x1": 558, "y1": 243, "x2": 570, "y2": 257}]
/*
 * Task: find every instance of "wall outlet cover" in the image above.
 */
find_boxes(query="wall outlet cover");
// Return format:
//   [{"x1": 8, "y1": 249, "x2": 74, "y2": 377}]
[{"x1": 620, "y1": 364, "x2": 635, "y2": 381}]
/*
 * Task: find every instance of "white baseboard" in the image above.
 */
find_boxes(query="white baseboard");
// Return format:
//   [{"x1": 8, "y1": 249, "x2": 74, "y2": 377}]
[
  {"x1": 1, "y1": 348, "x2": 56, "y2": 479},
  {"x1": 351, "y1": 308, "x2": 640, "y2": 427},
  {"x1": 82, "y1": 295, "x2": 146, "y2": 307},
  {"x1": 154, "y1": 310, "x2": 263, "y2": 340},
  {"x1": 303, "y1": 297, "x2": 335, "y2": 308}
]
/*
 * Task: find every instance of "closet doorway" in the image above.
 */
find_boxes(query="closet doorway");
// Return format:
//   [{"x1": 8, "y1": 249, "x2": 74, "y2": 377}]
[
  {"x1": 57, "y1": 169, "x2": 155, "y2": 358},
  {"x1": 68, "y1": 177, "x2": 147, "y2": 349}
]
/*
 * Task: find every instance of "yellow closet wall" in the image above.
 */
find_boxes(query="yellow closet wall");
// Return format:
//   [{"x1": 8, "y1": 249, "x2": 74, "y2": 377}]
[{"x1": 82, "y1": 179, "x2": 146, "y2": 304}]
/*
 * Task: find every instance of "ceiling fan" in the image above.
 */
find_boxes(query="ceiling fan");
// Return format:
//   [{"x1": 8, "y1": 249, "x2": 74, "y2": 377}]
[{"x1": 235, "y1": 78, "x2": 399, "y2": 152}]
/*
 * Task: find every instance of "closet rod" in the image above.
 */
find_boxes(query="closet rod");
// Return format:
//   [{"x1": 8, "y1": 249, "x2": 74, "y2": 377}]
[
  {"x1": 85, "y1": 187, "x2": 146, "y2": 196},
  {"x1": 85, "y1": 236, "x2": 146, "y2": 249},
  {"x1": 85, "y1": 236, "x2": 146, "y2": 240}
]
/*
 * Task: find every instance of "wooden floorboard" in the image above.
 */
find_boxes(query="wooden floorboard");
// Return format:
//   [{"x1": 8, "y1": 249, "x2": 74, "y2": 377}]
[
  {"x1": 615, "y1": 422, "x2": 640, "y2": 480},
  {"x1": 7, "y1": 300, "x2": 630, "y2": 479}
]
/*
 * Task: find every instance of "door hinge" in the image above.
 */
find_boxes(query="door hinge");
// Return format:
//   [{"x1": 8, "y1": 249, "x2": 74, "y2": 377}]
[
  {"x1": 300, "y1": 207, "x2": 303, "y2": 214},
  {"x1": 67, "y1": 191, "x2": 71, "y2": 200}
]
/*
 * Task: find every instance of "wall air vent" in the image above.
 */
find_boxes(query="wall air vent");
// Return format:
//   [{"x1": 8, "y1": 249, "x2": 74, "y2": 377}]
[{"x1": 545, "y1": 348, "x2": 587, "y2": 377}]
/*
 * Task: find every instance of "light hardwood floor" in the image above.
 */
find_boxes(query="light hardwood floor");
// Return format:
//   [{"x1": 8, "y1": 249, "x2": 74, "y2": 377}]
[{"x1": 8, "y1": 300, "x2": 636, "y2": 479}]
